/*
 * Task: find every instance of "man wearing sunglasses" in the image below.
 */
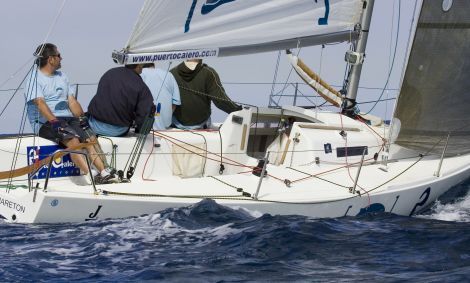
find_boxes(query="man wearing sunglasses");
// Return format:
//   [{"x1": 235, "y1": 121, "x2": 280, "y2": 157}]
[{"x1": 25, "y1": 43, "x2": 117, "y2": 185}]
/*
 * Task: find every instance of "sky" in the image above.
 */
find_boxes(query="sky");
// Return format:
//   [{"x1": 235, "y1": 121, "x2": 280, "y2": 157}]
[{"x1": 0, "y1": 0, "x2": 417, "y2": 134}]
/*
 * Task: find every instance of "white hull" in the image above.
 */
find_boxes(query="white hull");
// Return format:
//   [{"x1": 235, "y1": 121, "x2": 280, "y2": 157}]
[{"x1": 0, "y1": 107, "x2": 468, "y2": 223}]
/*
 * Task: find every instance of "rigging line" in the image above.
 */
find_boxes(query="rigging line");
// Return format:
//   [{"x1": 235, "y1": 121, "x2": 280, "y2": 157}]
[
  {"x1": 0, "y1": 63, "x2": 36, "y2": 118},
  {"x1": 2, "y1": 0, "x2": 66, "y2": 122},
  {"x1": 319, "y1": 45, "x2": 324, "y2": 80},
  {"x1": 269, "y1": 51, "x2": 282, "y2": 107},
  {"x1": 290, "y1": 157, "x2": 375, "y2": 184},
  {"x1": 189, "y1": 130, "x2": 208, "y2": 176},
  {"x1": 365, "y1": 0, "x2": 401, "y2": 115},
  {"x1": 294, "y1": 86, "x2": 322, "y2": 106},
  {"x1": 274, "y1": 48, "x2": 301, "y2": 106},
  {"x1": 291, "y1": 123, "x2": 450, "y2": 192},
  {"x1": 287, "y1": 167, "x2": 349, "y2": 189},
  {"x1": 154, "y1": 131, "x2": 247, "y2": 167},
  {"x1": 177, "y1": 84, "x2": 256, "y2": 108},
  {"x1": 0, "y1": 58, "x2": 35, "y2": 90},
  {"x1": 222, "y1": 82, "x2": 399, "y2": 91},
  {"x1": 217, "y1": 125, "x2": 224, "y2": 173},
  {"x1": 152, "y1": 133, "x2": 293, "y2": 185},
  {"x1": 8, "y1": 100, "x2": 30, "y2": 189},
  {"x1": 0, "y1": 84, "x2": 400, "y2": 93},
  {"x1": 206, "y1": 66, "x2": 239, "y2": 109},
  {"x1": 358, "y1": 97, "x2": 396, "y2": 105},
  {"x1": 30, "y1": 67, "x2": 41, "y2": 154},
  {"x1": 154, "y1": 133, "x2": 245, "y2": 168},
  {"x1": 2, "y1": 0, "x2": 67, "y2": 112},
  {"x1": 384, "y1": 0, "x2": 397, "y2": 135},
  {"x1": 124, "y1": 117, "x2": 154, "y2": 175},
  {"x1": 155, "y1": 132, "x2": 290, "y2": 185},
  {"x1": 38, "y1": 0, "x2": 67, "y2": 51},
  {"x1": 153, "y1": 61, "x2": 173, "y2": 102},
  {"x1": 101, "y1": 190, "x2": 251, "y2": 200},
  {"x1": 141, "y1": 129, "x2": 157, "y2": 181}
]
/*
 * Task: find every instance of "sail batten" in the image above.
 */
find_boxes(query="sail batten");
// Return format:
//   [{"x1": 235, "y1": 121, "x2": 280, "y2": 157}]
[{"x1": 121, "y1": 0, "x2": 363, "y2": 60}]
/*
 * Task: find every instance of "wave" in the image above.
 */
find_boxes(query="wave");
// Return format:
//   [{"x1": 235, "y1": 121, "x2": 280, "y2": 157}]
[
  {"x1": 1, "y1": 196, "x2": 469, "y2": 281},
  {"x1": 419, "y1": 180, "x2": 470, "y2": 222}
]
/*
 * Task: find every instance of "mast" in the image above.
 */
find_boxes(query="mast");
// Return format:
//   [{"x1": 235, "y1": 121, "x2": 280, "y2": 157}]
[{"x1": 343, "y1": 0, "x2": 375, "y2": 116}]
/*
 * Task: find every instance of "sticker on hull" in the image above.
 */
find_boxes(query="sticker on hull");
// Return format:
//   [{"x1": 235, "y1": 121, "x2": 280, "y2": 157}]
[
  {"x1": 27, "y1": 145, "x2": 80, "y2": 179},
  {"x1": 356, "y1": 203, "x2": 385, "y2": 216}
]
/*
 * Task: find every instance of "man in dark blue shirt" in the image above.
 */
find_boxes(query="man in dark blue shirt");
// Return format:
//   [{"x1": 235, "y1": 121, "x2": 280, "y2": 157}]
[{"x1": 88, "y1": 64, "x2": 154, "y2": 136}]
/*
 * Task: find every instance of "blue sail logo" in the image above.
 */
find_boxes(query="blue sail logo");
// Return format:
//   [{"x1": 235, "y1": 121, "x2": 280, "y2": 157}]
[
  {"x1": 316, "y1": 0, "x2": 330, "y2": 25},
  {"x1": 201, "y1": 0, "x2": 236, "y2": 14},
  {"x1": 185, "y1": 0, "x2": 330, "y2": 33},
  {"x1": 186, "y1": 0, "x2": 236, "y2": 33}
]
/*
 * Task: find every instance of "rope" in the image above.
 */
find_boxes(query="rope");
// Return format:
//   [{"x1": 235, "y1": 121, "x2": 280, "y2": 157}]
[
  {"x1": 217, "y1": 125, "x2": 224, "y2": 174},
  {"x1": 0, "y1": 184, "x2": 28, "y2": 190},
  {"x1": 269, "y1": 51, "x2": 282, "y2": 107},
  {"x1": 121, "y1": 116, "x2": 154, "y2": 180},
  {"x1": 209, "y1": 175, "x2": 238, "y2": 189},
  {"x1": 0, "y1": 64, "x2": 36, "y2": 118},
  {"x1": 365, "y1": 0, "x2": 401, "y2": 114},
  {"x1": 154, "y1": 132, "x2": 248, "y2": 168},
  {"x1": 100, "y1": 187, "x2": 354, "y2": 204},
  {"x1": 273, "y1": 50, "x2": 300, "y2": 106},
  {"x1": 189, "y1": 130, "x2": 208, "y2": 176},
  {"x1": 290, "y1": 159, "x2": 370, "y2": 184},
  {"x1": 154, "y1": 131, "x2": 287, "y2": 184},
  {"x1": 101, "y1": 189, "x2": 251, "y2": 200},
  {"x1": 6, "y1": 67, "x2": 39, "y2": 190},
  {"x1": 141, "y1": 129, "x2": 157, "y2": 181},
  {"x1": 153, "y1": 62, "x2": 173, "y2": 102},
  {"x1": 0, "y1": 58, "x2": 35, "y2": 90},
  {"x1": 287, "y1": 167, "x2": 350, "y2": 189},
  {"x1": 38, "y1": 0, "x2": 67, "y2": 53},
  {"x1": 288, "y1": 122, "x2": 452, "y2": 196}
]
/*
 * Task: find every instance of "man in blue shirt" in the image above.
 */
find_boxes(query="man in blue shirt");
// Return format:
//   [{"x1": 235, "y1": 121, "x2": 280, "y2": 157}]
[
  {"x1": 141, "y1": 63, "x2": 181, "y2": 130},
  {"x1": 25, "y1": 43, "x2": 116, "y2": 184}
]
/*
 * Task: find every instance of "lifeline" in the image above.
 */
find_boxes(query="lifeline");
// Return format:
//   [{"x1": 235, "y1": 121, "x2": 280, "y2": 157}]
[{"x1": 0, "y1": 197, "x2": 26, "y2": 213}]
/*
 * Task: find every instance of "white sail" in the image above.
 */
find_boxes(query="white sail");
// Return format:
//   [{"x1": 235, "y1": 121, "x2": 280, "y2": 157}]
[{"x1": 116, "y1": 0, "x2": 363, "y2": 63}]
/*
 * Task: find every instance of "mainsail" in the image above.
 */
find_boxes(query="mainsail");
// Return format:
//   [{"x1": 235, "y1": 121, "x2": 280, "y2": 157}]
[
  {"x1": 393, "y1": 0, "x2": 470, "y2": 156},
  {"x1": 114, "y1": 0, "x2": 363, "y2": 63}
]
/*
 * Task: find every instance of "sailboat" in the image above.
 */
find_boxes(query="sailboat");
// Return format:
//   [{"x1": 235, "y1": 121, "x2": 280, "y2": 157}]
[{"x1": 1, "y1": 0, "x2": 469, "y2": 223}]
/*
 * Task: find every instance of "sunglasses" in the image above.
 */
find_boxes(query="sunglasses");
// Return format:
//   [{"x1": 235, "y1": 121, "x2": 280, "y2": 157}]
[{"x1": 51, "y1": 53, "x2": 61, "y2": 59}]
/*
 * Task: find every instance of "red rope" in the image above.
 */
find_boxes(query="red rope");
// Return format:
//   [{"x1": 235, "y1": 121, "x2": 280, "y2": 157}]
[
  {"x1": 141, "y1": 131, "x2": 157, "y2": 181},
  {"x1": 154, "y1": 132, "x2": 289, "y2": 184}
]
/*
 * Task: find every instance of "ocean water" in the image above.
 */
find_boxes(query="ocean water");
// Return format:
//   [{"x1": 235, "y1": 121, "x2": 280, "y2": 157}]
[{"x1": 1, "y1": 182, "x2": 470, "y2": 282}]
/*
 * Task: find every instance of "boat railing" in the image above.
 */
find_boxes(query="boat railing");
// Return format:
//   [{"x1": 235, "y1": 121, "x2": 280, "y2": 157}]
[
  {"x1": 32, "y1": 149, "x2": 97, "y2": 202},
  {"x1": 350, "y1": 147, "x2": 368, "y2": 195},
  {"x1": 254, "y1": 151, "x2": 270, "y2": 200},
  {"x1": 434, "y1": 132, "x2": 451, "y2": 178}
]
